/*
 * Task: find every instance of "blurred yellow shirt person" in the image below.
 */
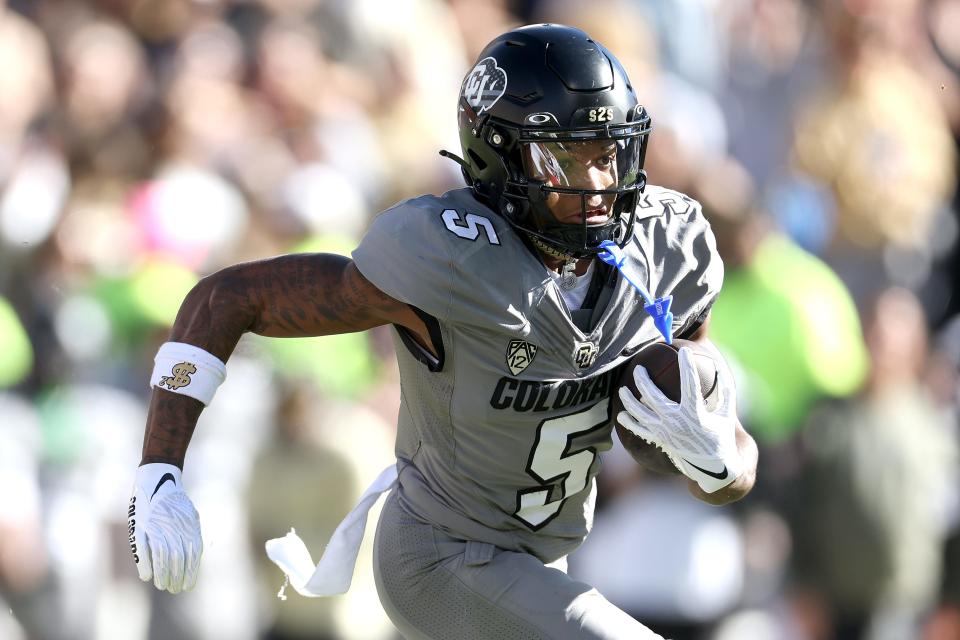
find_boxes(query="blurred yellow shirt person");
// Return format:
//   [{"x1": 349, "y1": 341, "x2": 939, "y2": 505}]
[
  {"x1": 710, "y1": 232, "x2": 868, "y2": 443},
  {"x1": 0, "y1": 296, "x2": 33, "y2": 388}
]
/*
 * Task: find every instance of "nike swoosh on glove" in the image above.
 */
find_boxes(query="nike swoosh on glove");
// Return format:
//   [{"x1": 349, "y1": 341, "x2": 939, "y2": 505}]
[
  {"x1": 128, "y1": 463, "x2": 203, "y2": 593},
  {"x1": 616, "y1": 346, "x2": 742, "y2": 493}
]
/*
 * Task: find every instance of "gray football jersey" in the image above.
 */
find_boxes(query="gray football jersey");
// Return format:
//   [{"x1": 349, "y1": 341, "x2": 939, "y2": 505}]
[{"x1": 352, "y1": 186, "x2": 722, "y2": 563}]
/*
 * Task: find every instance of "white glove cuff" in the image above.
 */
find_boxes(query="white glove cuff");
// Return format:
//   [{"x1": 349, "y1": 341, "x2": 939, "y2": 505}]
[
  {"x1": 135, "y1": 462, "x2": 184, "y2": 494},
  {"x1": 150, "y1": 342, "x2": 226, "y2": 406},
  {"x1": 671, "y1": 450, "x2": 742, "y2": 494}
]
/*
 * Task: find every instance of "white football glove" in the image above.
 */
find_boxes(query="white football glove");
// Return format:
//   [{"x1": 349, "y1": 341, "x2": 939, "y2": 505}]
[
  {"x1": 616, "y1": 346, "x2": 742, "y2": 493},
  {"x1": 127, "y1": 463, "x2": 203, "y2": 593}
]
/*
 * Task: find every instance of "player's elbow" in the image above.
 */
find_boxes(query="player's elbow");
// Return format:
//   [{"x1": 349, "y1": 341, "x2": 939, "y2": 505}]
[{"x1": 173, "y1": 266, "x2": 260, "y2": 338}]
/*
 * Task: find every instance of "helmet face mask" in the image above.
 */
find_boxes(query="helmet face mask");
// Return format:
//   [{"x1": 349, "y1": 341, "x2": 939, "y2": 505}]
[{"x1": 454, "y1": 24, "x2": 651, "y2": 260}]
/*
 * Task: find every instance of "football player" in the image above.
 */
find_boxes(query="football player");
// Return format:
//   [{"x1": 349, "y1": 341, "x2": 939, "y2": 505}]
[{"x1": 128, "y1": 24, "x2": 757, "y2": 639}]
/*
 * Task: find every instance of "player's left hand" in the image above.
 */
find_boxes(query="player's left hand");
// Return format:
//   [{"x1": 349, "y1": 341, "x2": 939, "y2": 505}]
[
  {"x1": 616, "y1": 347, "x2": 742, "y2": 493},
  {"x1": 128, "y1": 463, "x2": 203, "y2": 593}
]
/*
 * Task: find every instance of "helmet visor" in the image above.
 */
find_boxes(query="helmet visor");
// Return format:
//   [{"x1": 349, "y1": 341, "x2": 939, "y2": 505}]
[{"x1": 522, "y1": 137, "x2": 643, "y2": 193}]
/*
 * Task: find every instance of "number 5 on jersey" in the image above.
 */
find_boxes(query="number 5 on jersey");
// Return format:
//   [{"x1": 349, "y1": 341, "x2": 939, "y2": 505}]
[
  {"x1": 441, "y1": 209, "x2": 501, "y2": 245},
  {"x1": 514, "y1": 401, "x2": 609, "y2": 530}
]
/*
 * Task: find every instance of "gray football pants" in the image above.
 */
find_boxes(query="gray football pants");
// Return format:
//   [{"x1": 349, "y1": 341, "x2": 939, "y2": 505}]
[{"x1": 372, "y1": 491, "x2": 663, "y2": 640}]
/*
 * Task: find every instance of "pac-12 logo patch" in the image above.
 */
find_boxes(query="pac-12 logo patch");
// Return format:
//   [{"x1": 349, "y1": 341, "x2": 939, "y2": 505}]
[
  {"x1": 506, "y1": 340, "x2": 538, "y2": 375},
  {"x1": 574, "y1": 342, "x2": 599, "y2": 369},
  {"x1": 462, "y1": 57, "x2": 507, "y2": 113}
]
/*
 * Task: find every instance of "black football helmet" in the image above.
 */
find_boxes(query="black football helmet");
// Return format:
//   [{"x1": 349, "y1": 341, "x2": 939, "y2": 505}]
[{"x1": 444, "y1": 24, "x2": 651, "y2": 260}]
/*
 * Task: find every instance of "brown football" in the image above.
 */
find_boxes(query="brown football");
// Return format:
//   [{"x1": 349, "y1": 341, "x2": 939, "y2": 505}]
[{"x1": 611, "y1": 339, "x2": 720, "y2": 474}]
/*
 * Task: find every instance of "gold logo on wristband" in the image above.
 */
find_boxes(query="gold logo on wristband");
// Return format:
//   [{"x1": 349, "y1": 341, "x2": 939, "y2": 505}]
[{"x1": 159, "y1": 362, "x2": 197, "y2": 390}]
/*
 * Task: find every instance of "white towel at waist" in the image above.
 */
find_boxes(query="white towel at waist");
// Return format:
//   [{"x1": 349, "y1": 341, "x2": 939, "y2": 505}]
[{"x1": 264, "y1": 462, "x2": 398, "y2": 598}]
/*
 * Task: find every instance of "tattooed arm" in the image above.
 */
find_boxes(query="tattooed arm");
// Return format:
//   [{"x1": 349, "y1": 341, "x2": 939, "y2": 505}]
[{"x1": 141, "y1": 253, "x2": 429, "y2": 468}]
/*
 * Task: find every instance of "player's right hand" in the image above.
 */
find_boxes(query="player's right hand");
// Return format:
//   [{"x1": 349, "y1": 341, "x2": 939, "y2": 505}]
[{"x1": 128, "y1": 463, "x2": 203, "y2": 593}]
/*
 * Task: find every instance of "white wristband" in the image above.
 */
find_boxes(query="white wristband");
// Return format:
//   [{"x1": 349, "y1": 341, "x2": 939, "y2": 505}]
[{"x1": 150, "y1": 342, "x2": 227, "y2": 406}]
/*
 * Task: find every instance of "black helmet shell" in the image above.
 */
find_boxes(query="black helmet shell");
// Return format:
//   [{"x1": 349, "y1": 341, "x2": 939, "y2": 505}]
[{"x1": 455, "y1": 24, "x2": 651, "y2": 259}]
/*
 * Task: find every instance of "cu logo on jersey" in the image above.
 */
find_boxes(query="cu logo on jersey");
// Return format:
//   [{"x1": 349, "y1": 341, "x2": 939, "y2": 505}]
[
  {"x1": 461, "y1": 57, "x2": 507, "y2": 113},
  {"x1": 506, "y1": 340, "x2": 538, "y2": 375},
  {"x1": 574, "y1": 342, "x2": 599, "y2": 369}
]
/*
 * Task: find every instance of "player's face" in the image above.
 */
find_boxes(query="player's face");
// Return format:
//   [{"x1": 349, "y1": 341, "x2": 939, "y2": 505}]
[{"x1": 523, "y1": 140, "x2": 618, "y2": 225}]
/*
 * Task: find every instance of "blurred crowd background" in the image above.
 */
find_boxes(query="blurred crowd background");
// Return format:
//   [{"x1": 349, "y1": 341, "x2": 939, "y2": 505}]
[{"x1": 1, "y1": 0, "x2": 959, "y2": 639}]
